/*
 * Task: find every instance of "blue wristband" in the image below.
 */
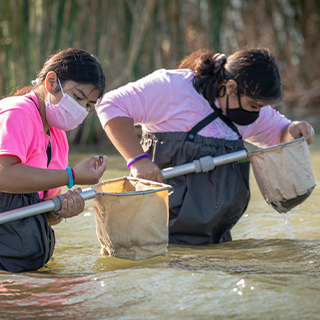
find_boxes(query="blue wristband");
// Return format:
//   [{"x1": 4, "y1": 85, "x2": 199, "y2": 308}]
[{"x1": 66, "y1": 166, "x2": 74, "y2": 189}]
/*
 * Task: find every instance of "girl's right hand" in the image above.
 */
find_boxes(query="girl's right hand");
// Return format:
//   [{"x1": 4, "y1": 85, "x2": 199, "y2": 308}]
[
  {"x1": 54, "y1": 187, "x2": 85, "y2": 219},
  {"x1": 130, "y1": 157, "x2": 163, "y2": 182},
  {"x1": 73, "y1": 155, "x2": 107, "y2": 185}
]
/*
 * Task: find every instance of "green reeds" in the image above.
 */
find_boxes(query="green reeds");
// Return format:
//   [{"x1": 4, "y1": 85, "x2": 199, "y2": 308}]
[{"x1": 0, "y1": 0, "x2": 319, "y2": 145}]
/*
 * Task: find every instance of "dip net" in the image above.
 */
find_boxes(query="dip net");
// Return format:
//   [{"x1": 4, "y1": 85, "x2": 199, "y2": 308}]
[
  {"x1": 248, "y1": 138, "x2": 316, "y2": 213},
  {"x1": 93, "y1": 177, "x2": 171, "y2": 260}
]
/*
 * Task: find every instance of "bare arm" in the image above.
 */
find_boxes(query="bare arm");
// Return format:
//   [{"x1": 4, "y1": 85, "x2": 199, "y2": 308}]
[
  {"x1": 0, "y1": 155, "x2": 107, "y2": 222},
  {"x1": 105, "y1": 117, "x2": 163, "y2": 182},
  {"x1": 280, "y1": 121, "x2": 314, "y2": 145},
  {"x1": 0, "y1": 155, "x2": 107, "y2": 194},
  {"x1": 105, "y1": 117, "x2": 144, "y2": 160},
  {"x1": 0, "y1": 155, "x2": 69, "y2": 193}
]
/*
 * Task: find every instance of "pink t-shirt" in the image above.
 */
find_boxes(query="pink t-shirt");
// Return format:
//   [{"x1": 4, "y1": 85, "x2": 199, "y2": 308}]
[
  {"x1": 97, "y1": 69, "x2": 291, "y2": 148},
  {"x1": 0, "y1": 91, "x2": 69, "y2": 199}
]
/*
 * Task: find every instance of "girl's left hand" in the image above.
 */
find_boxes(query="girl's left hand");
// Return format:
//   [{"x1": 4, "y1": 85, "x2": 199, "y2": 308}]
[
  {"x1": 289, "y1": 121, "x2": 315, "y2": 145},
  {"x1": 73, "y1": 155, "x2": 107, "y2": 185},
  {"x1": 54, "y1": 187, "x2": 84, "y2": 219}
]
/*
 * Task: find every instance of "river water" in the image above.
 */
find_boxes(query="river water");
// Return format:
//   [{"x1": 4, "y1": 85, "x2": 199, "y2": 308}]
[{"x1": 1, "y1": 137, "x2": 320, "y2": 320}]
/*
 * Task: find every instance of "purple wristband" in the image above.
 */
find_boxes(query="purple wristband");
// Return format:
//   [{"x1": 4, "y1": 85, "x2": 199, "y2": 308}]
[{"x1": 127, "y1": 153, "x2": 150, "y2": 168}]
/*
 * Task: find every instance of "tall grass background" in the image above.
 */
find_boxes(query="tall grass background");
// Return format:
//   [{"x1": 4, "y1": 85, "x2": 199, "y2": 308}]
[{"x1": 1, "y1": 0, "x2": 319, "y2": 145}]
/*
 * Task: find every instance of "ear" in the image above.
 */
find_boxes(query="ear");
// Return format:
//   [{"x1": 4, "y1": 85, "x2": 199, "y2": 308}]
[
  {"x1": 44, "y1": 71, "x2": 58, "y2": 93},
  {"x1": 226, "y1": 79, "x2": 238, "y2": 96}
]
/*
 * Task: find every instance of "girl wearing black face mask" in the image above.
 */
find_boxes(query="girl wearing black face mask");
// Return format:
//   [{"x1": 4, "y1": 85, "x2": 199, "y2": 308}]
[
  {"x1": 224, "y1": 88, "x2": 260, "y2": 125},
  {"x1": 96, "y1": 48, "x2": 314, "y2": 246}
]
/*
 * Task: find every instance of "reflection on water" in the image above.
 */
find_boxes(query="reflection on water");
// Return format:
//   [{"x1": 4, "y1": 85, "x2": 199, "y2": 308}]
[{"x1": 1, "y1": 140, "x2": 320, "y2": 320}]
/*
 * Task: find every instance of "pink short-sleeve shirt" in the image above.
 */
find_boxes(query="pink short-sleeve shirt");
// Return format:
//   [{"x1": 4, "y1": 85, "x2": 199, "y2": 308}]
[
  {"x1": 0, "y1": 91, "x2": 69, "y2": 199},
  {"x1": 97, "y1": 69, "x2": 291, "y2": 148}
]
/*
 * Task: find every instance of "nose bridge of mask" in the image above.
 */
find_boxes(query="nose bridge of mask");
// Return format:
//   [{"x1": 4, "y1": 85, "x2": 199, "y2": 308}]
[
  {"x1": 56, "y1": 78, "x2": 87, "y2": 114},
  {"x1": 226, "y1": 93, "x2": 260, "y2": 126},
  {"x1": 45, "y1": 78, "x2": 89, "y2": 131},
  {"x1": 236, "y1": 92, "x2": 259, "y2": 115},
  {"x1": 57, "y1": 78, "x2": 86, "y2": 114}
]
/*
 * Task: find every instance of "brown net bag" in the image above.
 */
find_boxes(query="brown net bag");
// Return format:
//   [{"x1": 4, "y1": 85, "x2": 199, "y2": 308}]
[
  {"x1": 248, "y1": 138, "x2": 316, "y2": 213},
  {"x1": 93, "y1": 177, "x2": 171, "y2": 260}
]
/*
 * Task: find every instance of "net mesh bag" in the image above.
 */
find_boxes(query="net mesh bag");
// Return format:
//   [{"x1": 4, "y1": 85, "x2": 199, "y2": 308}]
[
  {"x1": 248, "y1": 138, "x2": 316, "y2": 213},
  {"x1": 93, "y1": 177, "x2": 171, "y2": 260}
]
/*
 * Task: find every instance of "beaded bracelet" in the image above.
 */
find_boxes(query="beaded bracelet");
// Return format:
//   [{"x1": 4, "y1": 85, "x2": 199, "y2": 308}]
[
  {"x1": 66, "y1": 166, "x2": 74, "y2": 189},
  {"x1": 127, "y1": 153, "x2": 150, "y2": 168}
]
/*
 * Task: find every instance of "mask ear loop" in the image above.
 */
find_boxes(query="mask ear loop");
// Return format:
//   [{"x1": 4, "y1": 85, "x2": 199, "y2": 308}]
[
  {"x1": 57, "y1": 78, "x2": 65, "y2": 95},
  {"x1": 48, "y1": 78, "x2": 64, "y2": 104},
  {"x1": 218, "y1": 85, "x2": 226, "y2": 97},
  {"x1": 237, "y1": 91, "x2": 243, "y2": 110}
]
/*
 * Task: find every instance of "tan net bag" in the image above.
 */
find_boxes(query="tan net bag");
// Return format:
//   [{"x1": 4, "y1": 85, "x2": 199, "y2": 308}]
[
  {"x1": 248, "y1": 138, "x2": 316, "y2": 213},
  {"x1": 93, "y1": 177, "x2": 171, "y2": 260}
]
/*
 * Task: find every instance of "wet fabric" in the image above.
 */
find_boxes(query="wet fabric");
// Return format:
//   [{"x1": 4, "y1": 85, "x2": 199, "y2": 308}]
[
  {"x1": 93, "y1": 177, "x2": 170, "y2": 260},
  {"x1": 0, "y1": 192, "x2": 55, "y2": 273},
  {"x1": 248, "y1": 138, "x2": 316, "y2": 213},
  {"x1": 141, "y1": 131, "x2": 251, "y2": 245}
]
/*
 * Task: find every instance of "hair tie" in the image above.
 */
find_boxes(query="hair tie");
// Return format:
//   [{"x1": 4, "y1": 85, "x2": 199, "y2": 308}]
[
  {"x1": 31, "y1": 78, "x2": 39, "y2": 86},
  {"x1": 212, "y1": 53, "x2": 227, "y2": 72}
]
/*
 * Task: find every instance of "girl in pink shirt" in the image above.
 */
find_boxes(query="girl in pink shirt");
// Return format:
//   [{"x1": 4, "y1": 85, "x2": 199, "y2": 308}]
[
  {"x1": 0, "y1": 48, "x2": 107, "y2": 272},
  {"x1": 96, "y1": 48, "x2": 314, "y2": 245}
]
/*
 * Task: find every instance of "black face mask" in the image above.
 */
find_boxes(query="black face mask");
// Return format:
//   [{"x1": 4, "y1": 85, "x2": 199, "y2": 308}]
[{"x1": 226, "y1": 93, "x2": 260, "y2": 125}]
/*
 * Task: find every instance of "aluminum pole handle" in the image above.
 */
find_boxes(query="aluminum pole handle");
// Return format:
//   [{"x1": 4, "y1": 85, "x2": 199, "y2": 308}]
[
  {"x1": 161, "y1": 150, "x2": 248, "y2": 180},
  {"x1": 0, "y1": 187, "x2": 96, "y2": 225}
]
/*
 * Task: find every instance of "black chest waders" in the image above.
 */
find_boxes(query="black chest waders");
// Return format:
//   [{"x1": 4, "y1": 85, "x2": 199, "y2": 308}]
[
  {"x1": 140, "y1": 103, "x2": 250, "y2": 245},
  {"x1": 0, "y1": 97, "x2": 55, "y2": 272}
]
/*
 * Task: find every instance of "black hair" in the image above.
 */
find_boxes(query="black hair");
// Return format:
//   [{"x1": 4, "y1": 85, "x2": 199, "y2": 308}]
[
  {"x1": 183, "y1": 48, "x2": 282, "y2": 106},
  {"x1": 38, "y1": 48, "x2": 105, "y2": 99},
  {"x1": 13, "y1": 48, "x2": 105, "y2": 99}
]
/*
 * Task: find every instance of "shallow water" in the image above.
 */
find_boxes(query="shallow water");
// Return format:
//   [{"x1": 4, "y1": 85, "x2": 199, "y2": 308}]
[{"x1": 1, "y1": 138, "x2": 320, "y2": 320}]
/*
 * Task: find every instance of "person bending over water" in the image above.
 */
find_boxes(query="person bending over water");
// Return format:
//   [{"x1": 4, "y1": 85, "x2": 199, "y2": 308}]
[{"x1": 96, "y1": 48, "x2": 314, "y2": 245}]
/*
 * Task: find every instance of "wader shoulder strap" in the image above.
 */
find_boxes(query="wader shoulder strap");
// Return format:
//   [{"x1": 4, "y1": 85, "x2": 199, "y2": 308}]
[
  {"x1": 185, "y1": 103, "x2": 242, "y2": 142},
  {"x1": 210, "y1": 103, "x2": 242, "y2": 139},
  {"x1": 26, "y1": 96, "x2": 52, "y2": 167},
  {"x1": 185, "y1": 112, "x2": 219, "y2": 141}
]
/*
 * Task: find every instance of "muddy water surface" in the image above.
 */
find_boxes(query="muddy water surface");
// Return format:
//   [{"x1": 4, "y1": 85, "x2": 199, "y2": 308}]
[{"x1": 1, "y1": 138, "x2": 320, "y2": 320}]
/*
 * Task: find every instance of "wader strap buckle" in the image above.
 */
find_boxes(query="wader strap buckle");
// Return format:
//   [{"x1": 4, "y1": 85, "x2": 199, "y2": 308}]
[
  {"x1": 185, "y1": 112, "x2": 219, "y2": 142},
  {"x1": 185, "y1": 102, "x2": 242, "y2": 143},
  {"x1": 210, "y1": 103, "x2": 242, "y2": 139}
]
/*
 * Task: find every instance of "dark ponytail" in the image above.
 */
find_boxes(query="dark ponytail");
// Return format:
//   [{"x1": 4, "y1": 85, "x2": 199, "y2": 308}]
[{"x1": 182, "y1": 48, "x2": 282, "y2": 106}]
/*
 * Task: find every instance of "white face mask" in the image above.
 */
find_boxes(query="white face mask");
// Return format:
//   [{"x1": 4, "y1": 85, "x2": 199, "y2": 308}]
[{"x1": 45, "y1": 78, "x2": 88, "y2": 131}]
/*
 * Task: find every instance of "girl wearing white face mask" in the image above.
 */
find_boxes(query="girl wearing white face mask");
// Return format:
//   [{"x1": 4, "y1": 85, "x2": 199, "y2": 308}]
[
  {"x1": 0, "y1": 48, "x2": 107, "y2": 273},
  {"x1": 45, "y1": 77, "x2": 89, "y2": 131}
]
